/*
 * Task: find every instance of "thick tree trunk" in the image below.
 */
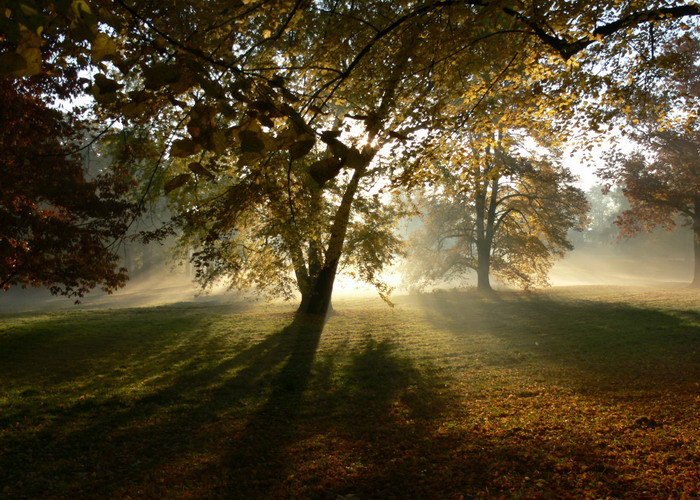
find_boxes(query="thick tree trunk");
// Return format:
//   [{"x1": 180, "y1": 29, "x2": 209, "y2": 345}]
[
  {"x1": 476, "y1": 242, "x2": 492, "y2": 291},
  {"x1": 692, "y1": 212, "x2": 700, "y2": 288},
  {"x1": 474, "y1": 170, "x2": 497, "y2": 292},
  {"x1": 296, "y1": 158, "x2": 370, "y2": 317},
  {"x1": 297, "y1": 261, "x2": 338, "y2": 316}
]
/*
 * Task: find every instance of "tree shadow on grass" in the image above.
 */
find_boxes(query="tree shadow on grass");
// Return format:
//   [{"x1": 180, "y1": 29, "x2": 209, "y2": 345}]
[
  {"x1": 413, "y1": 290, "x2": 700, "y2": 391},
  {"x1": 1, "y1": 308, "x2": 463, "y2": 498},
  {"x1": 3, "y1": 299, "x2": 695, "y2": 498}
]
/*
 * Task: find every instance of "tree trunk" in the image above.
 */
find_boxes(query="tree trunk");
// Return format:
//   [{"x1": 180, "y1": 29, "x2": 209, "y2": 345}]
[
  {"x1": 476, "y1": 242, "x2": 492, "y2": 291},
  {"x1": 295, "y1": 159, "x2": 370, "y2": 317},
  {"x1": 297, "y1": 261, "x2": 338, "y2": 316},
  {"x1": 692, "y1": 211, "x2": 700, "y2": 288}
]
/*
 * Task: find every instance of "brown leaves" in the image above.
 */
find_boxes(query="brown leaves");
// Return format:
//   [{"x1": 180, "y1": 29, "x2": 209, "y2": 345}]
[
  {"x1": 164, "y1": 173, "x2": 192, "y2": 194},
  {"x1": 289, "y1": 138, "x2": 316, "y2": 160},
  {"x1": 0, "y1": 77, "x2": 136, "y2": 297},
  {"x1": 309, "y1": 157, "x2": 344, "y2": 185},
  {"x1": 170, "y1": 139, "x2": 201, "y2": 158},
  {"x1": 188, "y1": 162, "x2": 215, "y2": 180},
  {"x1": 239, "y1": 130, "x2": 265, "y2": 154},
  {"x1": 143, "y1": 63, "x2": 181, "y2": 91}
]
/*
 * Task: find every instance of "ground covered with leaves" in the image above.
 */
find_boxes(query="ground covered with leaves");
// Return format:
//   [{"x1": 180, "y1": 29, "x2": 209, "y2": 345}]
[{"x1": 1, "y1": 286, "x2": 698, "y2": 498}]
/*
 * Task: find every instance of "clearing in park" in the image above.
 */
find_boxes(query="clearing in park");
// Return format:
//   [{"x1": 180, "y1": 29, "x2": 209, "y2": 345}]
[{"x1": 1, "y1": 286, "x2": 698, "y2": 498}]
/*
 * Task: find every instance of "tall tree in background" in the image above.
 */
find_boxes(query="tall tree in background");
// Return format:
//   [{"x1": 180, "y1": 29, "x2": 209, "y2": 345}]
[
  {"x1": 599, "y1": 34, "x2": 700, "y2": 287},
  {"x1": 409, "y1": 130, "x2": 588, "y2": 290},
  {"x1": 601, "y1": 133, "x2": 699, "y2": 287}
]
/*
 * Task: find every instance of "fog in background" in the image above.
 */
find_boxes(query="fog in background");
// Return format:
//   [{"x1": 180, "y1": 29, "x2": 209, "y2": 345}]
[{"x1": 1, "y1": 181, "x2": 695, "y2": 314}]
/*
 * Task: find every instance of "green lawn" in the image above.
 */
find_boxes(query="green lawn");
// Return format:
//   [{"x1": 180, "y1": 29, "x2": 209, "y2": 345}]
[{"x1": 1, "y1": 286, "x2": 698, "y2": 498}]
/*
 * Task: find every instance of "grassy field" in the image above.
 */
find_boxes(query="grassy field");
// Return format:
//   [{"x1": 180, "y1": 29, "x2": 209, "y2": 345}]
[{"x1": 1, "y1": 286, "x2": 698, "y2": 499}]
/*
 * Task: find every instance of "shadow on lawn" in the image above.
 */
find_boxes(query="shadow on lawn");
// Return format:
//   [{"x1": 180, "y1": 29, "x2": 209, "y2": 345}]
[
  {"x1": 414, "y1": 290, "x2": 700, "y2": 390},
  {"x1": 0, "y1": 310, "x2": 457, "y2": 497},
  {"x1": 2, "y1": 297, "x2": 698, "y2": 498}
]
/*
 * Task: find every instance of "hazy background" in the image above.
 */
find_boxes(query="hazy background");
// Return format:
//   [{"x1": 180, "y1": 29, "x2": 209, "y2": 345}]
[{"x1": 2, "y1": 160, "x2": 695, "y2": 313}]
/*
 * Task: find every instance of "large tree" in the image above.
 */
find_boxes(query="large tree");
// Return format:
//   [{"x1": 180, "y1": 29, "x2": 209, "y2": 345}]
[
  {"x1": 409, "y1": 130, "x2": 588, "y2": 290},
  {"x1": 601, "y1": 132, "x2": 699, "y2": 287}
]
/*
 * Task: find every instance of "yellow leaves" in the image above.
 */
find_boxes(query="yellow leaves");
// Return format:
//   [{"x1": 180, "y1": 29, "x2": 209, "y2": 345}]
[
  {"x1": 13, "y1": 25, "x2": 42, "y2": 76},
  {"x1": 18, "y1": 3, "x2": 39, "y2": 17},
  {"x1": 208, "y1": 129, "x2": 228, "y2": 155},
  {"x1": 91, "y1": 32, "x2": 117, "y2": 62},
  {"x1": 70, "y1": 0, "x2": 91, "y2": 18},
  {"x1": 170, "y1": 138, "x2": 203, "y2": 158},
  {"x1": 188, "y1": 162, "x2": 215, "y2": 180}
]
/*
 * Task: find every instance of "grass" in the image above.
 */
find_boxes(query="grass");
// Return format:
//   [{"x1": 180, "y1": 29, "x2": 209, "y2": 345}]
[{"x1": 1, "y1": 286, "x2": 698, "y2": 498}]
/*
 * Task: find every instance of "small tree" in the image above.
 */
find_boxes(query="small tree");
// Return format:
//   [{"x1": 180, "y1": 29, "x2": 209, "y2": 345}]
[{"x1": 409, "y1": 132, "x2": 588, "y2": 291}]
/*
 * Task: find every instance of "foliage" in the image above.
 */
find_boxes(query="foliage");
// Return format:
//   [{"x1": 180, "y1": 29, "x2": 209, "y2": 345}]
[
  {"x1": 601, "y1": 132, "x2": 698, "y2": 236},
  {"x1": 2, "y1": 1, "x2": 700, "y2": 304},
  {"x1": 0, "y1": 77, "x2": 137, "y2": 297},
  {"x1": 170, "y1": 149, "x2": 408, "y2": 304}
]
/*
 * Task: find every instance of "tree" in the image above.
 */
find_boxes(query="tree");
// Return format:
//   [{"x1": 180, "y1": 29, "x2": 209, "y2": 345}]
[
  {"x1": 409, "y1": 130, "x2": 588, "y2": 290},
  {"x1": 598, "y1": 34, "x2": 700, "y2": 287},
  {"x1": 170, "y1": 149, "x2": 407, "y2": 313},
  {"x1": 0, "y1": 77, "x2": 138, "y2": 298},
  {"x1": 600, "y1": 132, "x2": 699, "y2": 287}
]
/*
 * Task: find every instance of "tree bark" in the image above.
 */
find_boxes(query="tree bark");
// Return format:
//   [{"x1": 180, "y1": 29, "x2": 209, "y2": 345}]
[
  {"x1": 296, "y1": 157, "x2": 371, "y2": 316},
  {"x1": 473, "y1": 161, "x2": 499, "y2": 292},
  {"x1": 297, "y1": 261, "x2": 338, "y2": 316},
  {"x1": 476, "y1": 241, "x2": 492, "y2": 291}
]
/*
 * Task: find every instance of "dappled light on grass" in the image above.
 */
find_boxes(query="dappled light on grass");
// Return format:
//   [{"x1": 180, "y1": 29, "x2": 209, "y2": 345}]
[{"x1": 0, "y1": 287, "x2": 698, "y2": 497}]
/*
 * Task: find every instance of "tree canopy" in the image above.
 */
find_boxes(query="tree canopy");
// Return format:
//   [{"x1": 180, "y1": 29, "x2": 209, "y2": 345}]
[
  {"x1": 2, "y1": 0, "x2": 699, "y2": 307},
  {"x1": 0, "y1": 77, "x2": 137, "y2": 297},
  {"x1": 599, "y1": 34, "x2": 700, "y2": 287}
]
